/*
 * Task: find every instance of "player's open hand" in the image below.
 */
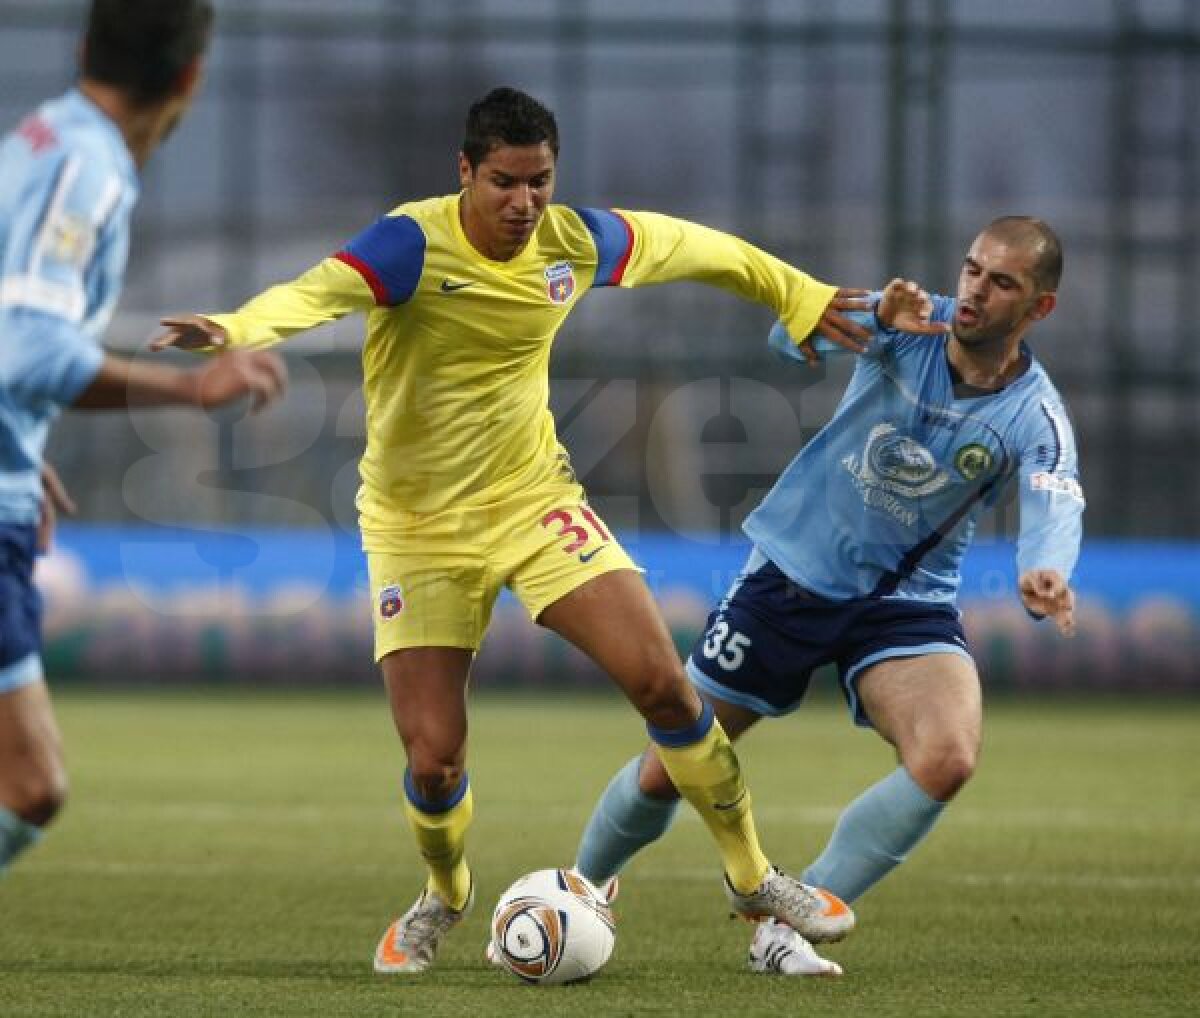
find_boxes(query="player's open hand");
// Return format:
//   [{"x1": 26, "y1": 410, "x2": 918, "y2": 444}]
[
  {"x1": 194, "y1": 350, "x2": 288, "y2": 414},
  {"x1": 876, "y1": 278, "x2": 951, "y2": 336},
  {"x1": 37, "y1": 461, "x2": 77, "y2": 554},
  {"x1": 1019, "y1": 569, "x2": 1076, "y2": 637},
  {"x1": 806, "y1": 287, "x2": 873, "y2": 362},
  {"x1": 152, "y1": 314, "x2": 230, "y2": 351}
]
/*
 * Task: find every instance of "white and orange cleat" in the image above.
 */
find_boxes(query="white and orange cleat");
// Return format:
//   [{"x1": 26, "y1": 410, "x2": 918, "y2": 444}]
[
  {"x1": 725, "y1": 866, "x2": 855, "y2": 943},
  {"x1": 749, "y1": 918, "x2": 844, "y2": 977},
  {"x1": 374, "y1": 885, "x2": 474, "y2": 974}
]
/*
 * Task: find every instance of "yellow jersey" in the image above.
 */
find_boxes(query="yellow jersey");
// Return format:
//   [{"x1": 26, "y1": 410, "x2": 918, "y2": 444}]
[{"x1": 207, "y1": 193, "x2": 837, "y2": 535}]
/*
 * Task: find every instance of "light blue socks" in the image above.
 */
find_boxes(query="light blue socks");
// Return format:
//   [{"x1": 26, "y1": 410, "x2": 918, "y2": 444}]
[
  {"x1": 0, "y1": 805, "x2": 42, "y2": 875},
  {"x1": 575, "y1": 755, "x2": 681, "y2": 884},
  {"x1": 802, "y1": 766, "x2": 944, "y2": 903},
  {"x1": 575, "y1": 759, "x2": 945, "y2": 904}
]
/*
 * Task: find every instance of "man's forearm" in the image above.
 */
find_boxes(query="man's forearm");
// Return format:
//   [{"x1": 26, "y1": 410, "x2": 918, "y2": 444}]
[{"x1": 71, "y1": 353, "x2": 200, "y2": 410}]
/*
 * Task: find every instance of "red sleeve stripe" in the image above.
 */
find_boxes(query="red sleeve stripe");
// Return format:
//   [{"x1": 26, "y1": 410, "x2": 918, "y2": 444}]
[
  {"x1": 609, "y1": 211, "x2": 635, "y2": 285},
  {"x1": 333, "y1": 250, "x2": 389, "y2": 305}
]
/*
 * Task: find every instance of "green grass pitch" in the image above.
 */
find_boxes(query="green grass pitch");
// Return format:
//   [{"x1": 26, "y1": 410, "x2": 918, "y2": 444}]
[{"x1": 1, "y1": 689, "x2": 1197, "y2": 1017}]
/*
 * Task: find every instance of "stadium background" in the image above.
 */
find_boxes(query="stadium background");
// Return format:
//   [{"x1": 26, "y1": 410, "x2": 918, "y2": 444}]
[{"x1": 2, "y1": 0, "x2": 1197, "y2": 690}]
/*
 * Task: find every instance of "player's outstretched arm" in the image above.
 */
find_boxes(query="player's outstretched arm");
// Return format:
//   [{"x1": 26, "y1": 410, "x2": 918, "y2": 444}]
[
  {"x1": 875, "y1": 278, "x2": 951, "y2": 335},
  {"x1": 604, "y1": 210, "x2": 874, "y2": 357},
  {"x1": 71, "y1": 348, "x2": 287, "y2": 413},
  {"x1": 1018, "y1": 569, "x2": 1076, "y2": 637}
]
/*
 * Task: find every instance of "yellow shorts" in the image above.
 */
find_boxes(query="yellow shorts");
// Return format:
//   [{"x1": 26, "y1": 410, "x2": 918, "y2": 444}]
[{"x1": 364, "y1": 485, "x2": 638, "y2": 660}]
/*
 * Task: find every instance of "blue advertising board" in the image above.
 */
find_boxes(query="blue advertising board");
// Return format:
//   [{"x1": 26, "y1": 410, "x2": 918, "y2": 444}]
[{"x1": 37, "y1": 525, "x2": 1199, "y2": 690}]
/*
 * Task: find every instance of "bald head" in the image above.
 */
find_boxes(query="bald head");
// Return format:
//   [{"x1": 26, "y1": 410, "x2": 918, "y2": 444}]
[{"x1": 980, "y1": 216, "x2": 1063, "y2": 293}]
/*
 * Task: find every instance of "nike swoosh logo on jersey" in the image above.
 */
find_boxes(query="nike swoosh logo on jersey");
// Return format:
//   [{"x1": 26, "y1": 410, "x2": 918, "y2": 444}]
[
  {"x1": 440, "y1": 279, "x2": 474, "y2": 292},
  {"x1": 579, "y1": 546, "x2": 607, "y2": 563}
]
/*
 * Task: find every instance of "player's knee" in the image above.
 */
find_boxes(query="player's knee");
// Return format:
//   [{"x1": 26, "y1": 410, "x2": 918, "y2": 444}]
[
  {"x1": 628, "y1": 662, "x2": 696, "y2": 731},
  {"x1": 907, "y1": 738, "x2": 977, "y2": 801},
  {"x1": 8, "y1": 763, "x2": 68, "y2": 827}
]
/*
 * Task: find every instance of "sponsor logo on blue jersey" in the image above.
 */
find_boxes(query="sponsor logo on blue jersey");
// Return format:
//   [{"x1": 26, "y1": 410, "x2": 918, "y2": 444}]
[
  {"x1": 1030, "y1": 471, "x2": 1085, "y2": 502},
  {"x1": 845, "y1": 422, "x2": 949, "y2": 495}
]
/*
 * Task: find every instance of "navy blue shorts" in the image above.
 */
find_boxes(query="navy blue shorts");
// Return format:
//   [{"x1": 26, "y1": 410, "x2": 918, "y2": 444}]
[
  {"x1": 0, "y1": 524, "x2": 43, "y2": 691},
  {"x1": 686, "y1": 554, "x2": 971, "y2": 727}
]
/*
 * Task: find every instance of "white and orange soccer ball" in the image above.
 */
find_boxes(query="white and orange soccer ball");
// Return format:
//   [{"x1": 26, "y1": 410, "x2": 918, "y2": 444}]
[{"x1": 489, "y1": 868, "x2": 615, "y2": 985}]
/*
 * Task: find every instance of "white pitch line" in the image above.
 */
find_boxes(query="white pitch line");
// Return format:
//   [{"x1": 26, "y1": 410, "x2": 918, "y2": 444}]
[
  {"x1": 68, "y1": 800, "x2": 1200, "y2": 833},
  {"x1": 950, "y1": 872, "x2": 1200, "y2": 892},
  {"x1": 23, "y1": 861, "x2": 1200, "y2": 893},
  {"x1": 585, "y1": 867, "x2": 1200, "y2": 892},
  {"x1": 25, "y1": 860, "x2": 396, "y2": 877}
]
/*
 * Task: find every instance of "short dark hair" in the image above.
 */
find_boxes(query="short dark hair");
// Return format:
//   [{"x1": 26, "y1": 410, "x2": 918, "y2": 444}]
[
  {"x1": 462, "y1": 87, "x2": 559, "y2": 168},
  {"x1": 983, "y1": 216, "x2": 1064, "y2": 292},
  {"x1": 82, "y1": 0, "x2": 214, "y2": 104}
]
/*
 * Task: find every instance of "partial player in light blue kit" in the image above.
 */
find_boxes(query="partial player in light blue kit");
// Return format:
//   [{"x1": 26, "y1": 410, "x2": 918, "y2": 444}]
[
  {"x1": 574, "y1": 217, "x2": 1083, "y2": 976},
  {"x1": 1, "y1": 0, "x2": 286, "y2": 878}
]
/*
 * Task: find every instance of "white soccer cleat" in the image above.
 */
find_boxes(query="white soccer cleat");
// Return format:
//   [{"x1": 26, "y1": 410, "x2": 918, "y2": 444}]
[
  {"x1": 568, "y1": 866, "x2": 620, "y2": 903},
  {"x1": 749, "y1": 918, "x2": 844, "y2": 977},
  {"x1": 374, "y1": 884, "x2": 474, "y2": 974},
  {"x1": 595, "y1": 874, "x2": 619, "y2": 903},
  {"x1": 725, "y1": 866, "x2": 855, "y2": 943}
]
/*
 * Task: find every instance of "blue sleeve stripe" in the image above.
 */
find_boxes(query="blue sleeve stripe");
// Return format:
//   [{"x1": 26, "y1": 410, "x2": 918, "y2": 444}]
[
  {"x1": 574, "y1": 207, "x2": 634, "y2": 287},
  {"x1": 1039, "y1": 400, "x2": 1064, "y2": 473},
  {"x1": 336, "y1": 214, "x2": 425, "y2": 305},
  {"x1": 647, "y1": 699, "x2": 715, "y2": 748}
]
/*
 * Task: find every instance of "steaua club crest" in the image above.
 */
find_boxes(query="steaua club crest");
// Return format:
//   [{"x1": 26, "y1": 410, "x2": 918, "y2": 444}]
[
  {"x1": 378, "y1": 584, "x2": 405, "y2": 619},
  {"x1": 545, "y1": 261, "x2": 576, "y2": 304}
]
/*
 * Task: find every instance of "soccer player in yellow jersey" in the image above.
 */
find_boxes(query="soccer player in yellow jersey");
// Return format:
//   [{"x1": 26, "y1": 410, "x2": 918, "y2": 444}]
[{"x1": 155, "y1": 87, "x2": 869, "y2": 974}]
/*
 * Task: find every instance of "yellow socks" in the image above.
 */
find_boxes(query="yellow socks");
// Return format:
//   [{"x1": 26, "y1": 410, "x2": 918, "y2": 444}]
[
  {"x1": 402, "y1": 770, "x2": 474, "y2": 911},
  {"x1": 648, "y1": 702, "x2": 769, "y2": 894}
]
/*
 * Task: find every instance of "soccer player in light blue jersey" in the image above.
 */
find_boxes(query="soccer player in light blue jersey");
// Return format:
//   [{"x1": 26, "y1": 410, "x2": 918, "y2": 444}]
[
  {"x1": 0, "y1": 1, "x2": 286, "y2": 878},
  {"x1": 574, "y1": 216, "x2": 1083, "y2": 976}
]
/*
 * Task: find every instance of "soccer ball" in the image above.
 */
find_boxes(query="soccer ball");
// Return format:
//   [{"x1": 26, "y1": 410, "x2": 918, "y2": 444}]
[{"x1": 490, "y1": 868, "x2": 615, "y2": 985}]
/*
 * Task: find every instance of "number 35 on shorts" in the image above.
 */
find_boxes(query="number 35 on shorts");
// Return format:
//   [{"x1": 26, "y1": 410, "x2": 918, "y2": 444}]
[{"x1": 701, "y1": 619, "x2": 752, "y2": 672}]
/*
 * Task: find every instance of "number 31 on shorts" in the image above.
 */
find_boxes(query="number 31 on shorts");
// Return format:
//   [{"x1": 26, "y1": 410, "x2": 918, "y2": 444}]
[{"x1": 701, "y1": 619, "x2": 751, "y2": 671}]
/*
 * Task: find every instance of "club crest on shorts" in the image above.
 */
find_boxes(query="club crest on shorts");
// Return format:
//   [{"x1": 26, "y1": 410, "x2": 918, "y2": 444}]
[
  {"x1": 545, "y1": 261, "x2": 576, "y2": 304},
  {"x1": 378, "y1": 584, "x2": 405, "y2": 619}
]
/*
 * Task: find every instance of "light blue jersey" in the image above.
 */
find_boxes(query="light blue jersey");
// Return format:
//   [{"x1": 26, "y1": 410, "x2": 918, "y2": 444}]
[
  {"x1": 749, "y1": 297, "x2": 1084, "y2": 603},
  {"x1": 0, "y1": 89, "x2": 137, "y2": 523}
]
